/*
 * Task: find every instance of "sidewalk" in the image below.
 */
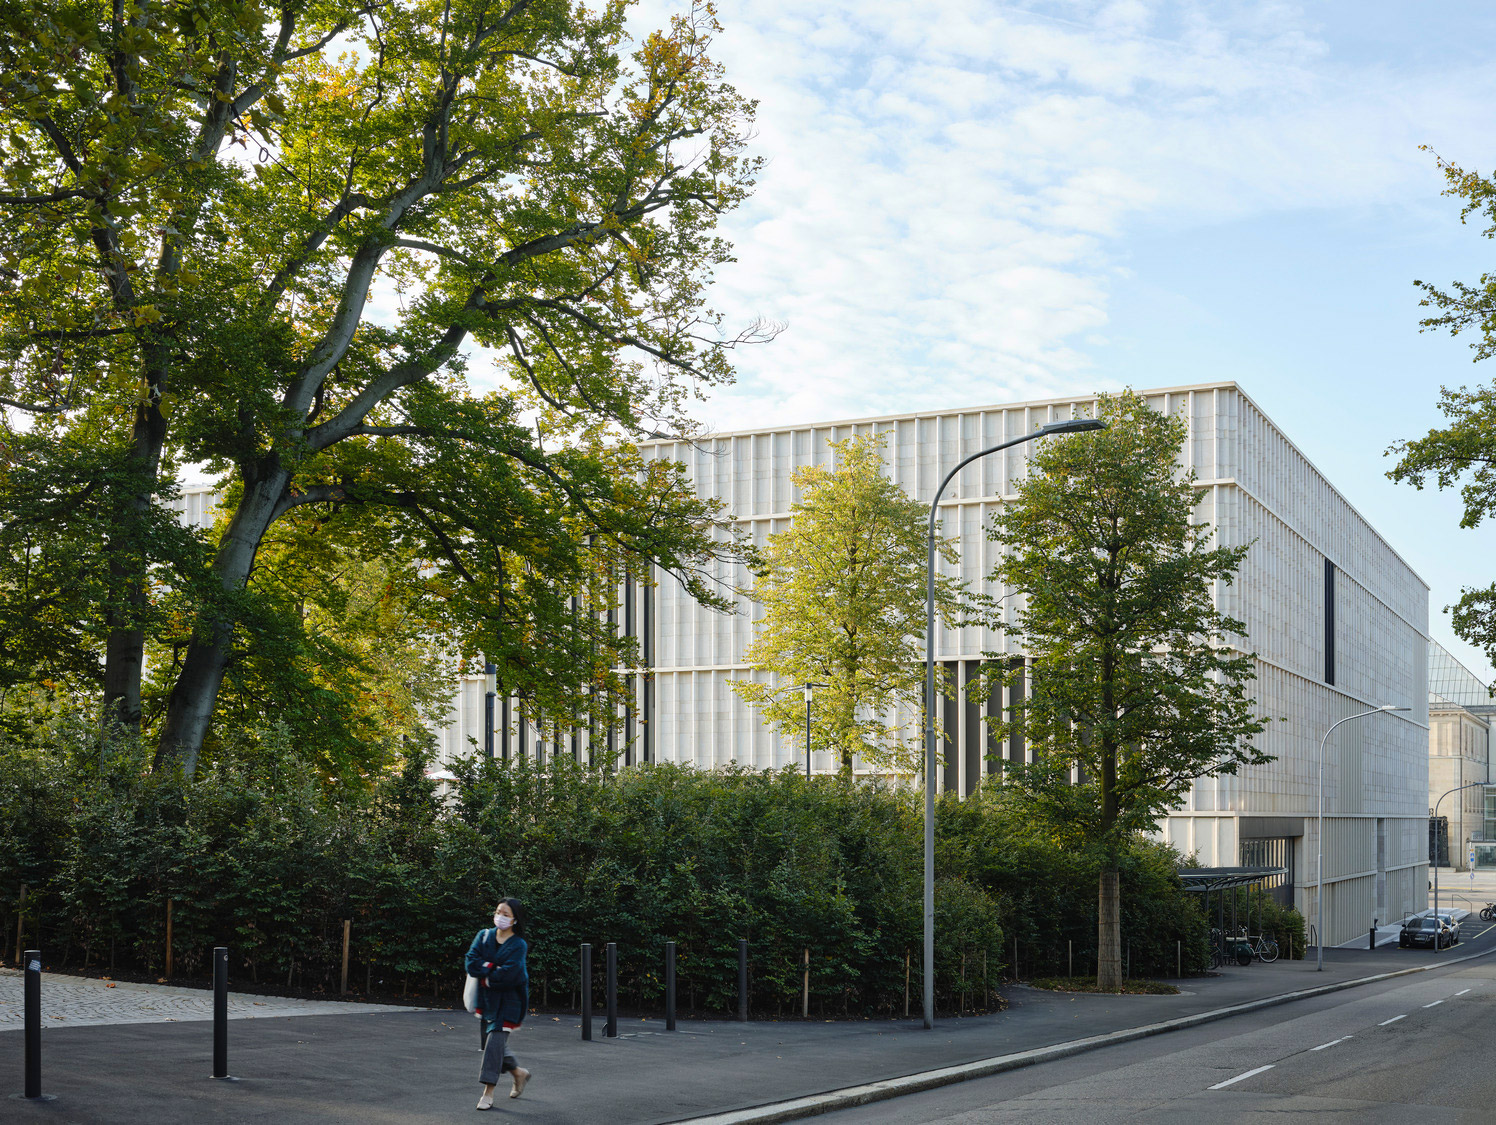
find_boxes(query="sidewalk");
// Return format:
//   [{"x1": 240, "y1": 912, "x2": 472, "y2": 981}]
[
  {"x1": 3, "y1": 935, "x2": 1493, "y2": 1124},
  {"x1": 0, "y1": 966, "x2": 412, "y2": 1029}
]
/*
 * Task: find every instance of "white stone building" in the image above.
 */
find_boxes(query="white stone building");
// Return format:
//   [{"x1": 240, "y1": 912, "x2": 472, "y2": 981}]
[
  {"x1": 619, "y1": 381, "x2": 1430, "y2": 944},
  {"x1": 174, "y1": 381, "x2": 1433, "y2": 944}
]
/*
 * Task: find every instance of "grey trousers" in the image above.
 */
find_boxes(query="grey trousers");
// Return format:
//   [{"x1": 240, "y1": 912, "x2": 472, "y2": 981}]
[{"x1": 479, "y1": 1028, "x2": 518, "y2": 1086}]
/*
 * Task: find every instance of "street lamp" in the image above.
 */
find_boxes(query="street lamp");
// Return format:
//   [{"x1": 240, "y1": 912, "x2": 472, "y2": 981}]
[
  {"x1": 1315, "y1": 704, "x2": 1409, "y2": 970},
  {"x1": 1432, "y1": 780, "x2": 1486, "y2": 945},
  {"x1": 803, "y1": 682, "x2": 827, "y2": 778},
  {"x1": 922, "y1": 415, "x2": 1106, "y2": 1028},
  {"x1": 484, "y1": 662, "x2": 498, "y2": 760}
]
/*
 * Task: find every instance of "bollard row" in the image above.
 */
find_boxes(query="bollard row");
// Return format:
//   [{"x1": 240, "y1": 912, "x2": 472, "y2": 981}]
[
  {"x1": 578, "y1": 938, "x2": 747, "y2": 1040},
  {"x1": 18, "y1": 945, "x2": 234, "y2": 1102}
]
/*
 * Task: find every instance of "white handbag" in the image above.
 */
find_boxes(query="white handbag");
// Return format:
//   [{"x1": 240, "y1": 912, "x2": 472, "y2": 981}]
[{"x1": 463, "y1": 928, "x2": 492, "y2": 1014}]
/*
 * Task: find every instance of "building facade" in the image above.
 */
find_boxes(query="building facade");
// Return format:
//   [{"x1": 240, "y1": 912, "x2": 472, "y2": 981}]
[
  {"x1": 1428, "y1": 641, "x2": 1495, "y2": 869},
  {"x1": 625, "y1": 382, "x2": 1430, "y2": 944},
  {"x1": 174, "y1": 381, "x2": 1433, "y2": 945}
]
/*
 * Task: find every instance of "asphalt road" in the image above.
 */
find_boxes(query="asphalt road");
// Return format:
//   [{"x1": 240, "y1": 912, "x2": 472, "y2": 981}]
[
  {"x1": 4, "y1": 916, "x2": 1492, "y2": 1122},
  {"x1": 816, "y1": 929, "x2": 1496, "y2": 1124}
]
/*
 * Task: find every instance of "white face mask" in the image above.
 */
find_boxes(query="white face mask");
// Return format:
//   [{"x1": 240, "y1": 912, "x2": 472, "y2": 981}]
[{"x1": 493, "y1": 914, "x2": 513, "y2": 931}]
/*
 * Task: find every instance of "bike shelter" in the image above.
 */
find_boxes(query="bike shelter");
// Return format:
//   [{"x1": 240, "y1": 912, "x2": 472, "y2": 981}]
[{"x1": 1178, "y1": 866, "x2": 1289, "y2": 966}]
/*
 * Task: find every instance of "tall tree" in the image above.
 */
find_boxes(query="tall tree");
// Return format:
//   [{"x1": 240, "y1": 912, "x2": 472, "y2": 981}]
[
  {"x1": 0, "y1": 0, "x2": 762, "y2": 773},
  {"x1": 730, "y1": 431, "x2": 977, "y2": 775},
  {"x1": 1388, "y1": 152, "x2": 1496, "y2": 665},
  {"x1": 985, "y1": 390, "x2": 1269, "y2": 992}
]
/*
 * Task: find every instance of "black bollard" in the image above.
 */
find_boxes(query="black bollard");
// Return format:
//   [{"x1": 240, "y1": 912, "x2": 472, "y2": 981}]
[
  {"x1": 24, "y1": 948, "x2": 40, "y2": 1099},
  {"x1": 1370, "y1": 924, "x2": 1377, "y2": 951},
  {"x1": 212, "y1": 946, "x2": 229, "y2": 1079},
  {"x1": 665, "y1": 942, "x2": 677, "y2": 1031},
  {"x1": 580, "y1": 943, "x2": 593, "y2": 1041},
  {"x1": 737, "y1": 939, "x2": 748, "y2": 1022},
  {"x1": 605, "y1": 942, "x2": 618, "y2": 1038}
]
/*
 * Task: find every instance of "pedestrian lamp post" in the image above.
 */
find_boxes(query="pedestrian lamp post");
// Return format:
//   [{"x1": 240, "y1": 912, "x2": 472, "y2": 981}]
[
  {"x1": 1315, "y1": 704, "x2": 1409, "y2": 970},
  {"x1": 1432, "y1": 780, "x2": 1487, "y2": 943},
  {"x1": 484, "y1": 662, "x2": 497, "y2": 759},
  {"x1": 803, "y1": 682, "x2": 827, "y2": 778},
  {"x1": 922, "y1": 416, "x2": 1106, "y2": 1029}
]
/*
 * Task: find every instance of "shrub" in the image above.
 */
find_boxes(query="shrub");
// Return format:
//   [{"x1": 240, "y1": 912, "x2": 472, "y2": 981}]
[{"x1": 0, "y1": 726, "x2": 1212, "y2": 1015}]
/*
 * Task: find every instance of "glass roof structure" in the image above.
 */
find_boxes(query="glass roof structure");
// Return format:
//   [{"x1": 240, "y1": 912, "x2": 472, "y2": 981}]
[{"x1": 1429, "y1": 641, "x2": 1496, "y2": 714}]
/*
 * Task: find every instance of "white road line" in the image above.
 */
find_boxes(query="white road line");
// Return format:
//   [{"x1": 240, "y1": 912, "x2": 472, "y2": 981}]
[
  {"x1": 1423, "y1": 1000, "x2": 1444, "y2": 1008},
  {"x1": 1208, "y1": 1065, "x2": 1275, "y2": 1090},
  {"x1": 1311, "y1": 1036, "x2": 1352, "y2": 1051},
  {"x1": 1379, "y1": 1014, "x2": 1406, "y2": 1026},
  {"x1": 1455, "y1": 989, "x2": 1471, "y2": 996}
]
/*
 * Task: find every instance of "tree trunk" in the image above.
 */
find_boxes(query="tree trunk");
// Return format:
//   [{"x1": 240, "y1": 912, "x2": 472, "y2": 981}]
[
  {"x1": 101, "y1": 610, "x2": 147, "y2": 738},
  {"x1": 1097, "y1": 868, "x2": 1122, "y2": 993},
  {"x1": 154, "y1": 467, "x2": 288, "y2": 775},
  {"x1": 154, "y1": 631, "x2": 234, "y2": 776},
  {"x1": 100, "y1": 399, "x2": 168, "y2": 745}
]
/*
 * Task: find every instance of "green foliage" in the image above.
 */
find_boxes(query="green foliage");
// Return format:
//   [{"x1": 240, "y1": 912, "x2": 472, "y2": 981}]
[
  {"x1": 986, "y1": 390, "x2": 1270, "y2": 849},
  {"x1": 731, "y1": 431, "x2": 979, "y2": 774},
  {"x1": 984, "y1": 390, "x2": 1269, "y2": 989},
  {"x1": 0, "y1": 722, "x2": 1221, "y2": 1014},
  {"x1": 1387, "y1": 151, "x2": 1496, "y2": 674},
  {"x1": 1388, "y1": 385, "x2": 1496, "y2": 671},
  {"x1": 0, "y1": 0, "x2": 762, "y2": 773},
  {"x1": 937, "y1": 786, "x2": 1213, "y2": 978}
]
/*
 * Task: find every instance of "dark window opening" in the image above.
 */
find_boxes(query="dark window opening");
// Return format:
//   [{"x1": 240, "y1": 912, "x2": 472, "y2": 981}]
[{"x1": 1324, "y1": 558, "x2": 1336, "y2": 685}]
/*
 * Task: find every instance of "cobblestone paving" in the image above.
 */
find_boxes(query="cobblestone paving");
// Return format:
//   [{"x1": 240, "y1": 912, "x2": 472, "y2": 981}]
[{"x1": 0, "y1": 966, "x2": 423, "y2": 1029}]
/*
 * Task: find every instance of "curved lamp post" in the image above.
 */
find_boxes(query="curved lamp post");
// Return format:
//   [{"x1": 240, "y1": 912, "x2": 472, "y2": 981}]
[
  {"x1": 1316, "y1": 704, "x2": 1409, "y2": 969},
  {"x1": 803, "y1": 682, "x2": 826, "y2": 777},
  {"x1": 1432, "y1": 779, "x2": 1487, "y2": 944},
  {"x1": 922, "y1": 416, "x2": 1106, "y2": 1029}
]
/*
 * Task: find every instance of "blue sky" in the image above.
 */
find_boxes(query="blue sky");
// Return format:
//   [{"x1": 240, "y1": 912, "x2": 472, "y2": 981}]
[{"x1": 616, "y1": 0, "x2": 1496, "y2": 685}]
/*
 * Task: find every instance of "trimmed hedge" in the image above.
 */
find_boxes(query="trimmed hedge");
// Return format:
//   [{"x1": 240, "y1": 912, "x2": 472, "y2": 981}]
[{"x1": 0, "y1": 723, "x2": 1222, "y2": 1015}]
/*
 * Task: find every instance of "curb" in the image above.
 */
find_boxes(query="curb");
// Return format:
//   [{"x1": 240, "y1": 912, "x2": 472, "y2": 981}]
[{"x1": 666, "y1": 943, "x2": 1496, "y2": 1125}]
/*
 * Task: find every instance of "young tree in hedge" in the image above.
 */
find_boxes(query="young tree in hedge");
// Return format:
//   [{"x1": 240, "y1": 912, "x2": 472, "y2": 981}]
[
  {"x1": 0, "y1": 0, "x2": 761, "y2": 773},
  {"x1": 730, "y1": 431, "x2": 976, "y2": 774},
  {"x1": 1388, "y1": 152, "x2": 1496, "y2": 667},
  {"x1": 985, "y1": 390, "x2": 1269, "y2": 992}
]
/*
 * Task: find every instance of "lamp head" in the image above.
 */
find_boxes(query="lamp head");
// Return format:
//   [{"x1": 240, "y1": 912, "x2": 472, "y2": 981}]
[
  {"x1": 1379, "y1": 705, "x2": 1411, "y2": 712},
  {"x1": 1038, "y1": 418, "x2": 1108, "y2": 436}
]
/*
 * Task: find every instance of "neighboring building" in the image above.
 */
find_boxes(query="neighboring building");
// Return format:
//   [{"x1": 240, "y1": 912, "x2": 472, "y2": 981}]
[{"x1": 1427, "y1": 641, "x2": 1496, "y2": 870}]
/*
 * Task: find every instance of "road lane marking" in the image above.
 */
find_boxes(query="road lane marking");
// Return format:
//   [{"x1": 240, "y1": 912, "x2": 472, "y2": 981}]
[
  {"x1": 1379, "y1": 1015, "x2": 1406, "y2": 1025},
  {"x1": 1311, "y1": 1036, "x2": 1353, "y2": 1051},
  {"x1": 1208, "y1": 1065, "x2": 1275, "y2": 1090},
  {"x1": 1423, "y1": 1000, "x2": 1444, "y2": 1008},
  {"x1": 1455, "y1": 989, "x2": 1471, "y2": 996}
]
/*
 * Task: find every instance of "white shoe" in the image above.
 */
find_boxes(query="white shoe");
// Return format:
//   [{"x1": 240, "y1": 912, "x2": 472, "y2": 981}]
[
  {"x1": 476, "y1": 1091, "x2": 494, "y2": 1110},
  {"x1": 510, "y1": 1067, "x2": 530, "y2": 1099}
]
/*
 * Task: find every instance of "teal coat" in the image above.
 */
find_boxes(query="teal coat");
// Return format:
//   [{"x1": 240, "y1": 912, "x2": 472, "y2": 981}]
[{"x1": 465, "y1": 929, "x2": 528, "y2": 1027}]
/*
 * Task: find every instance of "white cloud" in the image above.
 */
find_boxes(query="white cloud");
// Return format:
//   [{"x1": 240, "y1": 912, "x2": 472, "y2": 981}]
[{"x1": 613, "y1": 1, "x2": 1496, "y2": 432}]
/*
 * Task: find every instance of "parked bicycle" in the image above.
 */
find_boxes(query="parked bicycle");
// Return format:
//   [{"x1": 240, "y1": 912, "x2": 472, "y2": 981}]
[
  {"x1": 1243, "y1": 932, "x2": 1279, "y2": 963},
  {"x1": 1480, "y1": 902, "x2": 1494, "y2": 921},
  {"x1": 1210, "y1": 928, "x2": 1255, "y2": 967}
]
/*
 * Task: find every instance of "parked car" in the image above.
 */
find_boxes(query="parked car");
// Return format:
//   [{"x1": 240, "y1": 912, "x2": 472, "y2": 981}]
[
  {"x1": 1399, "y1": 914, "x2": 1459, "y2": 949},
  {"x1": 1436, "y1": 913, "x2": 1462, "y2": 944}
]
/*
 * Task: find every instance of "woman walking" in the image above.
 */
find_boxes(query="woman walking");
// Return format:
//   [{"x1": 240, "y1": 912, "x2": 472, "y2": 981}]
[{"x1": 467, "y1": 898, "x2": 532, "y2": 1111}]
